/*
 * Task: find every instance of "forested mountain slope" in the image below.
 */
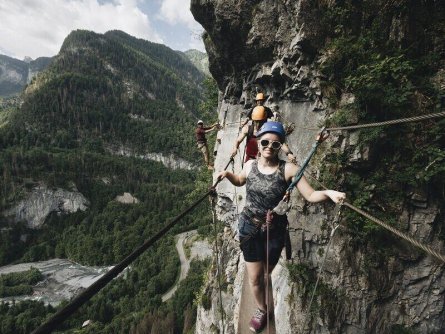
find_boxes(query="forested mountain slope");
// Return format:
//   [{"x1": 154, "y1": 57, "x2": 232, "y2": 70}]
[
  {"x1": 0, "y1": 29, "x2": 217, "y2": 333},
  {"x1": 4, "y1": 29, "x2": 204, "y2": 157},
  {"x1": 183, "y1": 49, "x2": 210, "y2": 76}
]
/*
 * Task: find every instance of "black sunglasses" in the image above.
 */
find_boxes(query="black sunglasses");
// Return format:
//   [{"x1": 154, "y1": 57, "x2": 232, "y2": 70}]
[{"x1": 259, "y1": 139, "x2": 282, "y2": 150}]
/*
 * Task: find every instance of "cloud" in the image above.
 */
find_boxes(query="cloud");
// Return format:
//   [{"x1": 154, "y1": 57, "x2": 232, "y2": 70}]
[
  {"x1": 158, "y1": 0, "x2": 201, "y2": 30},
  {"x1": 0, "y1": 0, "x2": 163, "y2": 59}
]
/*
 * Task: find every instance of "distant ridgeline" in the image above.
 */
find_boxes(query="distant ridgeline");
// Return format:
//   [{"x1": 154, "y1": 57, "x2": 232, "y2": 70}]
[
  {"x1": 0, "y1": 54, "x2": 52, "y2": 97},
  {"x1": 0, "y1": 30, "x2": 215, "y2": 333}
]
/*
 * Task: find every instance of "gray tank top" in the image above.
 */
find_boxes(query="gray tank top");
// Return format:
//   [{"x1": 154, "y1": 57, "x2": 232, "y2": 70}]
[{"x1": 243, "y1": 160, "x2": 288, "y2": 219}]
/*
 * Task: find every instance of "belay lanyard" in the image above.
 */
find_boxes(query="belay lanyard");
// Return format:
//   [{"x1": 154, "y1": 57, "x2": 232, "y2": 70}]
[{"x1": 273, "y1": 127, "x2": 329, "y2": 215}]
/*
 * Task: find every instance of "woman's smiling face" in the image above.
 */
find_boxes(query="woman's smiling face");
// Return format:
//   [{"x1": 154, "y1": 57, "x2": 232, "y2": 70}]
[{"x1": 258, "y1": 133, "x2": 281, "y2": 158}]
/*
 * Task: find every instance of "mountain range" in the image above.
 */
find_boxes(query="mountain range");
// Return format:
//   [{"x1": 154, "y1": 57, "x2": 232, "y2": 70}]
[{"x1": 0, "y1": 29, "x2": 215, "y2": 334}]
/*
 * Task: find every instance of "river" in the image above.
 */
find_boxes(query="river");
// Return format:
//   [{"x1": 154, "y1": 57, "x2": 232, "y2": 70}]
[
  {"x1": 0, "y1": 258, "x2": 112, "y2": 306},
  {"x1": 0, "y1": 231, "x2": 212, "y2": 306}
]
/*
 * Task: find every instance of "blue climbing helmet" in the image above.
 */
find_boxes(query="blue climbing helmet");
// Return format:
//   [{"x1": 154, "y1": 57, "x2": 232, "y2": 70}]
[{"x1": 255, "y1": 121, "x2": 286, "y2": 143}]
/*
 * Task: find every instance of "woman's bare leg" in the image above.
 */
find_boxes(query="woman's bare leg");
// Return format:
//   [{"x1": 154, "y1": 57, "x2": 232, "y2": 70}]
[
  {"x1": 264, "y1": 263, "x2": 277, "y2": 312},
  {"x1": 245, "y1": 261, "x2": 267, "y2": 311}
]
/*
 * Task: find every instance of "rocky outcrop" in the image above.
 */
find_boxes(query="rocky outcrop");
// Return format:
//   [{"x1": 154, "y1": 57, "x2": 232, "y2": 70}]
[
  {"x1": 3, "y1": 184, "x2": 89, "y2": 229},
  {"x1": 107, "y1": 144, "x2": 198, "y2": 171},
  {"x1": 191, "y1": 1, "x2": 445, "y2": 333},
  {"x1": 0, "y1": 54, "x2": 52, "y2": 97},
  {"x1": 196, "y1": 227, "x2": 241, "y2": 334},
  {"x1": 115, "y1": 192, "x2": 140, "y2": 204}
]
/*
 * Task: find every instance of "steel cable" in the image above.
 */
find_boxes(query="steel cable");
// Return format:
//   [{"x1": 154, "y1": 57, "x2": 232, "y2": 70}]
[
  {"x1": 31, "y1": 158, "x2": 234, "y2": 334},
  {"x1": 279, "y1": 111, "x2": 445, "y2": 133},
  {"x1": 342, "y1": 202, "x2": 445, "y2": 263},
  {"x1": 303, "y1": 172, "x2": 445, "y2": 263},
  {"x1": 325, "y1": 111, "x2": 445, "y2": 131},
  {"x1": 211, "y1": 195, "x2": 226, "y2": 334}
]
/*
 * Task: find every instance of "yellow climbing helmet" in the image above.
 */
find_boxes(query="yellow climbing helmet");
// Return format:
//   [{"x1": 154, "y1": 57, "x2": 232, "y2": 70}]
[{"x1": 251, "y1": 106, "x2": 267, "y2": 121}]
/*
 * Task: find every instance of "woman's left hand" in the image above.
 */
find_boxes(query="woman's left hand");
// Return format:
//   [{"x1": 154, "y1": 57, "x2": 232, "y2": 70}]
[
  {"x1": 217, "y1": 171, "x2": 228, "y2": 181},
  {"x1": 325, "y1": 190, "x2": 346, "y2": 204}
]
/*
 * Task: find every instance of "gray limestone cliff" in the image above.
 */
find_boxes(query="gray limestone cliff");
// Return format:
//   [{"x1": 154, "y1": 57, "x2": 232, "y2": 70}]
[
  {"x1": 191, "y1": 1, "x2": 445, "y2": 333},
  {"x1": 3, "y1": 184, "x2": 89, "y2": 229},
  {"x1": 0, "y1": 54, "x2": 52, "y2": 97},
  {"x1": 106, "y1": 144, "x2": 198, "y2": 170}
]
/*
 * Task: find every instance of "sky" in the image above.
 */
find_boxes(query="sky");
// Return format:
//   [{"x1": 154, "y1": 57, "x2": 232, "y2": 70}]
[{"x1": 0, "y1": 0, "x2": 205, "y2": 60}]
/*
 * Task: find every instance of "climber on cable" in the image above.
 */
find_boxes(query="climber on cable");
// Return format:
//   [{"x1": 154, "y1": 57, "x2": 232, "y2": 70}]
[
  {"x1": 218, "y1": 121, "x2": 345, "y2": 333},
  {"x1": 231, "y1": 107, "x2": 296, "y2": 163},
  {"x1": 241, "y1": 92, "x2": 276, "y2": 128},
  {"x1": 195, "y1": 119, "x2": 219, "y2": 170}
]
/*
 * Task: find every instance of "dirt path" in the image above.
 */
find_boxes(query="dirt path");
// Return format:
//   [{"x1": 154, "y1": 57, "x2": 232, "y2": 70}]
[
  {"x1": 162, "y1": 230, "x2": 195, "y2": 302},
  {"x1": 237, "y1": 265, "x2": 276, "y2": 334}
]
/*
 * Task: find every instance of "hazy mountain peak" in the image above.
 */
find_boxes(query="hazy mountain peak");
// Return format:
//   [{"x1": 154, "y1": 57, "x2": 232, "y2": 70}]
[{"x1": 183, "y1": 49, "x2": 209, "y2": 76}]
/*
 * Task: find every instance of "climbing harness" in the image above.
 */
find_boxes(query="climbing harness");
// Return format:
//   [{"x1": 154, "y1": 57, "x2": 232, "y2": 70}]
[
  {"x1": 302, "y1": 204, "x2": 343, "y2": 332},
  {"x1": 210, "y1": 192, "x2": 226, "y2": 334}
]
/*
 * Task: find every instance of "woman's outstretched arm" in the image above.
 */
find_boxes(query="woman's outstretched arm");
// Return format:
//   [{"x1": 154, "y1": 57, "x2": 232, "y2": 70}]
[
  {"x1": 285, "y1": 162, "x2": 345, "y2": 203},
  {"x1": 217, "y1": 159, "x2": 253, "y2": 187}
]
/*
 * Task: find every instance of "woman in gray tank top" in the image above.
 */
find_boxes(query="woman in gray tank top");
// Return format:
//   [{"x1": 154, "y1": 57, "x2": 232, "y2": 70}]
[{"x1": 218, "y1": 121, "x2": 345, "y2": 333}]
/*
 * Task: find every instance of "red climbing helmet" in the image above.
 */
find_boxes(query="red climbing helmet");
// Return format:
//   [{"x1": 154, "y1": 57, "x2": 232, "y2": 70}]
[{"x1": 255, "y1": 121, "x2": 286, "y2": 142}]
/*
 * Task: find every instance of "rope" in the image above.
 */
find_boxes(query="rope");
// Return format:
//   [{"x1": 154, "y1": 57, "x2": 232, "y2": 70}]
[
  {"x1": 211, "y1": 195, "x2": 226, "y2": 334},
  {"x1": 232, "y1": 159, "x2": 241, "y2": 220},
  {"x1": 302, "y1": 205, "x2": 343, "y2": 332},
  {"x1": 224, "y1": 120, "x2": 243, "y2": 127},
  {"x1": 222, "y1": 106, "x2": 228, "y2": 128},
  {"x1": 303, "y1": 172, "x2": 445, "y2": 263},
  {"x1": 265, "y1": 210, "x2": 273, "y2": 334},
  {"x1": 342, "y1": 202, "x2": 445, "y2": 263},
  {"x1": 286, "y1": 142, "x2": 321, "y2": 194},
  {"x1": 282, "y1": 127, "x2": 329, "y2": 198},
  {"x1": 286, "y1": 123, "x2": 319, "y2": 132},
  {"x1": 326, "y1": 111, "x2": 445, "y2": 132},
  {"x1": 261, "y1": 111, "x2": 445, "y2": 133},
  {"x1": 31, "y1": 158, "x2": 234, "y2": 334}
]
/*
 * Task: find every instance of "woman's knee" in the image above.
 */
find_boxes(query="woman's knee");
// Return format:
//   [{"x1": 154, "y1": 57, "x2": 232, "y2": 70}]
[{"x1": 248, "y1": 272, "x2": 264, "y2": 287}]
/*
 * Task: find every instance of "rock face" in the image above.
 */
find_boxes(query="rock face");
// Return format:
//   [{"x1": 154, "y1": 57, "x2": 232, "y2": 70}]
[
  {"x1": 107, "y1": 144, "x2": 198, "y2": 170},
  {"x1": 0, "y1": 54, "x2": 52, "y2": 97},
  {"x1": 3, "y1": 184, "x2": 89, "y2": 228},
  {"x1": 191, "y1": 1, "x2": 445, "y2": 333},
  {"x1": 115, "y1": 192, "x2": 140, "y2": 204}
]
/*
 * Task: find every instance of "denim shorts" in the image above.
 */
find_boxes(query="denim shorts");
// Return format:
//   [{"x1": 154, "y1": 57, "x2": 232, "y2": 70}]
[{"x1": 238, "y1": 212, "x2": 287, "y2": 266}]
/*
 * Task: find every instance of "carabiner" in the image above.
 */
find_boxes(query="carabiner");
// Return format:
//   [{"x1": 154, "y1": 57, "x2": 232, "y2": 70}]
[{"x1": 316, "y1": 126, "x2": 330, "y2": 143}]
